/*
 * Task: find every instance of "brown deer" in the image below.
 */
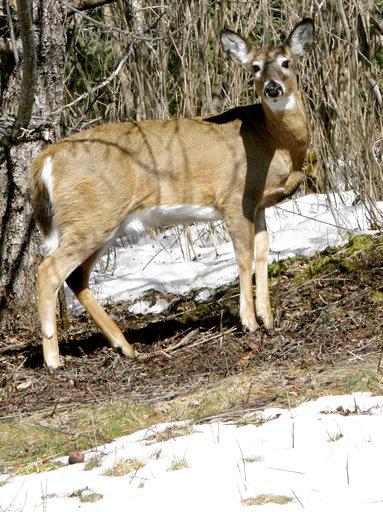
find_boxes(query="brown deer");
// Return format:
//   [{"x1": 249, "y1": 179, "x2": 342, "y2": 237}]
[{"x1": 31, "y1": 18, "x2": 314, "y2": 369}]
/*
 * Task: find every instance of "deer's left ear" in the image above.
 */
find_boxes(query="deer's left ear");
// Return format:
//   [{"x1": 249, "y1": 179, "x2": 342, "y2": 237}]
[
  {"x1": 285, "y1": 18, "x2": 314, "y2": 57},
  {"x1": 221, "y1": 29, "x2": 253, "y2": 65}
]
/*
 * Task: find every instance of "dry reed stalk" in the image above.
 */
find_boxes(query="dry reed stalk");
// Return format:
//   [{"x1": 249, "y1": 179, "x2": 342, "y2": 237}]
[{"x1": 62, "y1": 0, "x2": 382, "y2": 226}]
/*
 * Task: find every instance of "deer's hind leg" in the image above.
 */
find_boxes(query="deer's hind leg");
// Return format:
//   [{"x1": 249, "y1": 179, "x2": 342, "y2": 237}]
[
  {"x1": 65, "y1": 250, "x2": 135, "y2": 359},
  {"x1": 38, "y1": 243, "x2": 90, "y2": 369}
]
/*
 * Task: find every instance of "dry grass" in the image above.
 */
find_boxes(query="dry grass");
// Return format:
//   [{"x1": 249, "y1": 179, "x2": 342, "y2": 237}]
[
  {"x1": 144, "y1": 425, "x2": 194, "y2": 444},
  {"x1": 244, "y1": 455, "x2": 264, "y2": 463},
  {"x1": 103, "y1": 458, "x2": 144, "y2": 477},
  {"x1": 83, "y1": 455, "x2": 102, "y2": 471},
  {"x1": 327, "y1": 432, "x2": 343, "y2": 443},
  {"x1": 242, "y1": 494, "x2": 293, "y2": 506},
  {"x1": 168, "y1": 456, "x2": 189, "y2": 471},
  {"x1": 70, "y1": 487, "x2": 103, "y2": 503}
]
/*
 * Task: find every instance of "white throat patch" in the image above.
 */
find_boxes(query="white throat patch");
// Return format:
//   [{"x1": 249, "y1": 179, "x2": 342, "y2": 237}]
[{"x1": 264, "y1": 94, "x2": 296, "y2": 113}]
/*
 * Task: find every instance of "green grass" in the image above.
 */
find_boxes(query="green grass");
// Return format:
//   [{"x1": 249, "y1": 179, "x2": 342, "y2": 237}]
[
  {"x1": 0, "y1": 401, "x2": 156, "y2": 475},
  {"x1": 340, "y1": 368, "x2": 382, "y2": 395},
  {"x1": 2, "y1": 361, "x2": 382, "y2": 475},
  {"x1": 0, "y1": 422, "x2": 77, "y2": 474}
]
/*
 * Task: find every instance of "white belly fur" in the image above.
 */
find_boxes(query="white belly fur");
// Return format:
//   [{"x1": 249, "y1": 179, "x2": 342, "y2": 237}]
[{"x1": 123, "y1": 205, "x2": 222, "y2": 240}]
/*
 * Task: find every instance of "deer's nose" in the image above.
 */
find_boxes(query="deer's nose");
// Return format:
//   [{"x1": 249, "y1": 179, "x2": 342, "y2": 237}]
[{"x1": 264, "y1": 81, "x2": 283, "y2": 98}]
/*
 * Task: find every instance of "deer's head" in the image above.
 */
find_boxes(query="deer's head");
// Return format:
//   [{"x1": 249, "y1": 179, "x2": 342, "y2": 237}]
[{"x1": 221, "y1": 18, "x2": 314, "y2": 112}]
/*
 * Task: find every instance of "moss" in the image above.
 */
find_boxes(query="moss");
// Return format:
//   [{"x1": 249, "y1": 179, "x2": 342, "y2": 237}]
[
  {"x1": 297, "y1": 255, "x2": 356, "y2": 282},
  {"x1": 345, "y1": 235, "x2": 377, "y2": 255},
  {"x1": 370, "y1": 291, "x2": 383, "y2": 304},
  {"x1": 268, "y1": 256, "x2": 305, "y2": 278}
]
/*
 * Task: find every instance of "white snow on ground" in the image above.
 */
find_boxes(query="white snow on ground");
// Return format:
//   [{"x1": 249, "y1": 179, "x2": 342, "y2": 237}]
[
  {"x1": 66, "y1": 191, "x2": 383, "y2": 313},
  {"x1": 2, "y1": 393, "x2": 383, "y2": 511}
]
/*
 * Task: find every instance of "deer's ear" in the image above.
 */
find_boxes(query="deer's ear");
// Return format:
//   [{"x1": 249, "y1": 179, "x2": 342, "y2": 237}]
[
  {"x1": 221, "y1": 29, "x2": 253, "y2": 65},
  {"x1": 285, "y1": 18, "x2": 314, "y2": 56}
]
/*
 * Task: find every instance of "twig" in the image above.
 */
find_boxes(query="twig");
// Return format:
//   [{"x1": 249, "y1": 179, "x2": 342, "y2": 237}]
[
  {"x1": 67, "y1": 0, "x2": 117, "y2": 14},
  {"x1": 346, "y1": 455, "x2": 350, "y2": 485},
  {"x1": 291, "y1": 488, "x2": 305, "y2": 509},
  {"x1": 15, "y1": 0, "x2": 37, "y2": 130},
  {"x1": 50, "y1": 44, "x2": 134, "y2": 115},
  {"x1": 163, "y1": 328, "x2": 199, "y2": 353},
  {"x1": 377, "y1": 345, "x2": 383, "y2": 372},
  {"x1": 275, "y1": 205, "x2": 357, "y2": 232},
  {"x1": 267, "y1": 466, "x2": 305, "y2": 475},
  {"x1": 5, "y1": 0, "x2": 19, "y2": 66}
]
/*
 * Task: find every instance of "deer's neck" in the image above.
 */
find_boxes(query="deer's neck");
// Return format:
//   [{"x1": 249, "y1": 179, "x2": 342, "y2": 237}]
[{"x1": 262, "y1": 93, "x2": 309, "y2": 151}]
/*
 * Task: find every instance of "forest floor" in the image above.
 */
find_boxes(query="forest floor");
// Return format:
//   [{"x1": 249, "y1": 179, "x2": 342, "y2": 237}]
[{"x1": 0, "y1": 233, "x2": 382, "y2": 474}]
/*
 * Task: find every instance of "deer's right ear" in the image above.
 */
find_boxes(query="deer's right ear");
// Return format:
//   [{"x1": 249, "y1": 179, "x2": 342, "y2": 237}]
[{"x1": 220, "y1": 29, "x2": 253, "y2": 65}]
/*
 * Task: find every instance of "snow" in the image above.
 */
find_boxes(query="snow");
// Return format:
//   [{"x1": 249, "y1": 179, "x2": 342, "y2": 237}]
[
  {"x1": 2, "y1": 393, "x2": 383, "y2": 511},
  {"x1": 66, "y1": 191, "x2": 383, "y2": 314},
  {"x1": 1, "y1": 193, "x2": 382, "y2": 510}
]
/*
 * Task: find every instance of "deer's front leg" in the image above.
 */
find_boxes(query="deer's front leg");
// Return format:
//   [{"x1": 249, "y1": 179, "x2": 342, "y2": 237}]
[
  {"x1": 226, "y1": 214, "x2": 259, "y2": 332},
  {"x1": 254, "y1": 209, "x2": 273, "y2": 331},
  {"x1": 259, "y1": 170, "x2": 303, "y2": 209}
]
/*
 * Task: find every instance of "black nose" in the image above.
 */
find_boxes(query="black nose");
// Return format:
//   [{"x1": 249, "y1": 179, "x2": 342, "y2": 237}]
[{"x1": 264, "y1": 81, "x2": 283, "y2": 98}]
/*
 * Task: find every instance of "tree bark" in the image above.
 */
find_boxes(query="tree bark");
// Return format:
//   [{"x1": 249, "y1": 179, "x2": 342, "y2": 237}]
[{"x1": 0, "y1": 0, "x2": 66, "y2": 336}]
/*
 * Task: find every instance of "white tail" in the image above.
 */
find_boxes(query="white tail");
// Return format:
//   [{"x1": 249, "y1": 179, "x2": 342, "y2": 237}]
[{"x1": 31, "y1": 18, "x2": 314, "y2": 369}]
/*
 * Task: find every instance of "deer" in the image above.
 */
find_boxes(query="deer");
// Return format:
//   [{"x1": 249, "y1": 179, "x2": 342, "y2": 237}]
[{"x1": 31, "y1": 18, "x2": 314, "y2": 369}]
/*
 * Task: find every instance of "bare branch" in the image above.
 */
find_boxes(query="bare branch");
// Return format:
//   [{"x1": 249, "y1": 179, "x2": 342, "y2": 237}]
[
  {"x1": 4, "y1": 0, "x2": 19, "y2": 66},
  {"x1": 14, "y1": 0, "x2": 36, "y2": 131},
  {"x1": 67, "y1": 0, "x2": 117, "y2": 14},
  {"x1": 50, "y1": 44, "x2": 134, "y2": 116}
]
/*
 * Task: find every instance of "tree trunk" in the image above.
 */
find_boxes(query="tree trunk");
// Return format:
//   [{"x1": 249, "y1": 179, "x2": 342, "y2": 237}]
[{"x1": 0, "y1": 0, "x2": 66, "y2": 337}]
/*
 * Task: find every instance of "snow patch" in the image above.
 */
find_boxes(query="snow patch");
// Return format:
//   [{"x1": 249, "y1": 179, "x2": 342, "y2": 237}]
[
  {"x1": 128, "y1": 299, "x2": 169, "y2": 315},
  {"x1": 2, "y1": 393, "x2": 383, "y2": 511},
  {"x1": 66, "y1": 192, "x2": 382, "y2": 314}
]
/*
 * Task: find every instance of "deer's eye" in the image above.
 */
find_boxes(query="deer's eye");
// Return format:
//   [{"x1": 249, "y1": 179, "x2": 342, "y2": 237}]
[
  {"x1": 252, "y1": 64, "x2": 261, "y2": 73},
  {"x1": 282, "y1": 60, "x2": 290, "y2": 69}
]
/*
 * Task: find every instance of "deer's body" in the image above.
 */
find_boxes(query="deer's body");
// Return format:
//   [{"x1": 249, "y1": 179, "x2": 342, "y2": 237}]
[{"x1": 31, "y1": 19, "x2": 314, "y2": 369}]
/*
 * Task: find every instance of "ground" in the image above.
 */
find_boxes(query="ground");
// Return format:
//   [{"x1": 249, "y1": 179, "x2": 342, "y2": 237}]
[{"x1": 0, "y1": 234, "x2": 382, "y2": 473}]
